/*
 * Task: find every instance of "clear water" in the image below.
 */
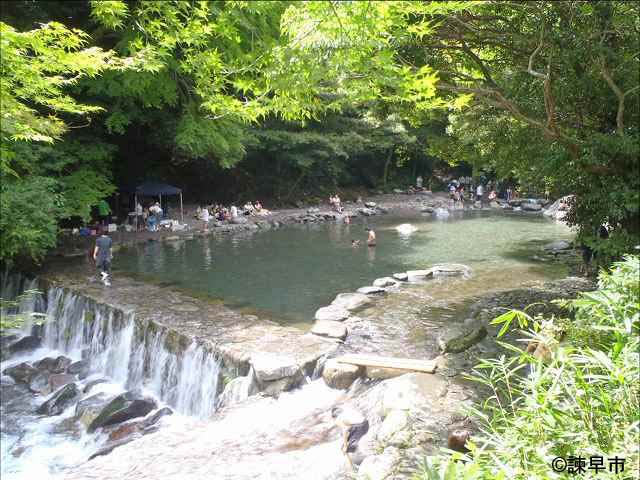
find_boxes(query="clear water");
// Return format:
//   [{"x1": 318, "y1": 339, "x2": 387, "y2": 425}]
[{"x1": 115, "y1": 211, "x2": 574, "y2": 324}]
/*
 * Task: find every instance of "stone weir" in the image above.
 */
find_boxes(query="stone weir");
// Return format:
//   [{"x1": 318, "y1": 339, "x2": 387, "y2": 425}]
[{"x1": 5, "y1": 270, "x2": 338, "y2": 418}]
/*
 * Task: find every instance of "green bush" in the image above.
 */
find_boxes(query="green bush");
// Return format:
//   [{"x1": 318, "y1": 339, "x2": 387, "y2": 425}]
[{"x1": 416, "y1": 256, "x2": 640, "y2": 480}]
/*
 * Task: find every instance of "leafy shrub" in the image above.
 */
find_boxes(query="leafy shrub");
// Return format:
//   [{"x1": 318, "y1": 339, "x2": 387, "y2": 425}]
[{"x1": 416, "y1": 256, "x2": 640, "y2": 480}]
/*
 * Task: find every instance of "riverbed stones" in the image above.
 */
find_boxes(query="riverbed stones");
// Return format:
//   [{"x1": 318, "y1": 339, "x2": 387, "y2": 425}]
[
  {"x1": 372, "y1": 277, "x2": 398, "y2": 288},
  {"x1": 406, "y1": 269, "x2": 433, "y2": 282},
  {"x1": 314, "y1": 305, "x2": 350, "y2": 322},
  {"x1": 311, "y1": 320, "x2": 348, "y2": 340},
  {"x1": 357, "y1": 286, "x2": 386, "y2": 295},
  {"x1": 251, "y1": 353, "x2": 300, "y2": 382},
  {"x1": 322, "y1": 359, "x2": 363, "y2": 390},
  {"x1": 330, "y1": 292, "x2": 371, "y2": 311},
  {"x1": 3, "y1": 362, "x2": 38, "y2": 384},
  {"x1": 37, "y1": 383, "x2": 80, "y2": 416},
  {"x1": 88, "y1": 391, "x2": 158, "y2": 433}
]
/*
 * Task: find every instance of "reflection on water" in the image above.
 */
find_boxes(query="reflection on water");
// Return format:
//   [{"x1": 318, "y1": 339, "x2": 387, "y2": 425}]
[{"x1": 115, "y1": 212, "x2": 573, "y2": 324}]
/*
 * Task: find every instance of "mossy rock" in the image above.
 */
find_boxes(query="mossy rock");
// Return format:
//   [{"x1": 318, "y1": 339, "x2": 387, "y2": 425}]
[{"x1": 443, "y1": 326, "x2": 487, "y2": 353}]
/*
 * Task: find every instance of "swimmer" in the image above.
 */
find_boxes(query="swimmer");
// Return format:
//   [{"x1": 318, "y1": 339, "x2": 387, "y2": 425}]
[{"x1": 366, "y1": 228, "x2": 376, "y2": 247}]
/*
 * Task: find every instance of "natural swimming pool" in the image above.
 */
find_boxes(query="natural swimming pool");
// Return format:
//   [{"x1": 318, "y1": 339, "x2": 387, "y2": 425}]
[{"x1": 114, "y1": 210, "x2": 574, "y2": 325}]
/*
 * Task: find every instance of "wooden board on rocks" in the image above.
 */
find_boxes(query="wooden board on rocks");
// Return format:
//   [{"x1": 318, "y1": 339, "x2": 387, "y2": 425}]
[{"x1": 333, "y1": 354, "x2": 437, "y2": 374}]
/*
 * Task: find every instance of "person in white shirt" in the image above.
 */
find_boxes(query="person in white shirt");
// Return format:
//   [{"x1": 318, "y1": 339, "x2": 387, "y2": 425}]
[
  {"x1": 230, "y1": 205, "x2": 238, "y2": 218},
  {"x1": 200, "y1": 206, "x2": 210, "y2": 231},
  {"x1": 476, "y1": 183, "x2": 484, "y2": 202}
]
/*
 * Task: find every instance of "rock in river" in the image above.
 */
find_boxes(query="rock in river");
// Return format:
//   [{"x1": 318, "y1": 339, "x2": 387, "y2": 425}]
[
  {"x1": 76, "y1": 392, "x2": 114, "y2": 428},
  {"x1": 3, "y1": 362, "x2": 38, "y2": 384},
  {"x1": 7, "y1": 336, "x2": 41, "y2": 354},
  {"x1": 251, "y1": 353, "x2": 300, "y2": 383},
  {"x1": 315, "y1": 305, "x2": 350, "y2": 322},
  {"x1": 357, "y1": 286, "x2": 386, "y2": 295},
  {"x1": 88, "y1": 391, "x2": 158, "y2": 433},
  {"x1": 37, "y1": 383, "x2": 80, "y2": 416},
  {"x1": 311, "y1": 320, "x2": 348, "y2": 340},
  {"x1": 34, "y1": 355, "x2": 72, "y2": 374},
  {"x1": 372, "y1": 277, "x2": 398, "y2": 288},
  {"x1": 330, "y1": 292, "x2": 371, "y2": 311},
  {"x1": 322, "y1": 359, "x2": 363, "y2": 390},
  {"x1": 406, "y1": 270, "x2": 433, "y2": 282}
]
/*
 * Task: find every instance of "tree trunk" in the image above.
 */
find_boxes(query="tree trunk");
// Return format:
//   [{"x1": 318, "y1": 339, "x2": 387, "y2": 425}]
[{"x1": 382, "y1": 148, "x2": 394, "y2": 188}]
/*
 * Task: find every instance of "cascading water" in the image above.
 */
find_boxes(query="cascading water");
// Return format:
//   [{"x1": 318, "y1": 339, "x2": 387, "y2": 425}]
[
  {"x1": 39, "y1": 285, "x2": 222, "y2": 417},
  {"x1": 1, "y1": 275, "x2": 224, "y2": 479}
]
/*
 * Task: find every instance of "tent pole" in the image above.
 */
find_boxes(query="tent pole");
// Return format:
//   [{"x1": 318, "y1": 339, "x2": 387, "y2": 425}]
[
  {"x1": 180, "y1": 192, "x2": 184, "y2": 223},
  {"x1": 134, "y1": 193, "x2": 138, "y2": 232}
]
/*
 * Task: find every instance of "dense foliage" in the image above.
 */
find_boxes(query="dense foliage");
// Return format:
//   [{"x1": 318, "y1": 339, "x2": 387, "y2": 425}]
[
  {"x1": 418, "y1": 255, "x2": 640, "y2": 479},
  {"x1": 0, "y1": 1, "x2": 638, "y2": 264}
]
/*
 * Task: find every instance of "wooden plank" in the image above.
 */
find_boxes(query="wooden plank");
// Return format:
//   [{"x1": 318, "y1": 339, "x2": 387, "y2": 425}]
[{"x1": 334, "y1": 354, "x2": 437, "y2": 373}]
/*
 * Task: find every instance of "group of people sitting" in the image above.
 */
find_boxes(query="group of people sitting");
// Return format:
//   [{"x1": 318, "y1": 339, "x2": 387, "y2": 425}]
[{"x1": 196, "y1": 201, "x2": 271, "y2": 230}]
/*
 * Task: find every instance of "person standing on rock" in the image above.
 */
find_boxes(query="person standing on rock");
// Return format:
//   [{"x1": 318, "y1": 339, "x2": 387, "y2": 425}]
[
  {"x1": 332, "y1": 406, "x2": 369, "y2": 472},
  {"x1": 93, "y1": 233, "x2": 113, "y2": 286},
  {"x1": 476, "y1": 183, "x2": 484, "y2": 204}
]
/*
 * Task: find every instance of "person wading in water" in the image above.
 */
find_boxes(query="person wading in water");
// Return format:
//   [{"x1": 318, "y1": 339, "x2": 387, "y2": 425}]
[
  {"x1": 366, "y1": 228, "x2": 376, "y2": 247},
  {"x1": 93, "y1": 233, "x2": 113, "y2": 286}
]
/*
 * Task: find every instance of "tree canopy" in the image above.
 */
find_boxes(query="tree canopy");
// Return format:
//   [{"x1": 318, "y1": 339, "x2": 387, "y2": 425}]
[{"x1": 0, "y1": 1, "x2": 638, "y2": 264}]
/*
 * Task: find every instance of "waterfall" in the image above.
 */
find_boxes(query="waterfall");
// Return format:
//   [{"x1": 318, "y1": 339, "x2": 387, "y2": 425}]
[
  {"x1": 0, "y1": 270, "x2": 45, "y2": 335},
  {"x1": 3, "y1": 275, "x2": 222, "y2": 418}
]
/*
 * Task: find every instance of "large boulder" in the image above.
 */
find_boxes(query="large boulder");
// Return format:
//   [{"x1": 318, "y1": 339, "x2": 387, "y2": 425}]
[
  {"x1": 37, "y1": 383, "x2": 80, "y2": 416},
  {"x1": 377, "y1": 409, "x2": 409, "y2": 444},
  {"x1": 7, "y1": 336, "x2": 41, "y2": 354},
  {"x1": 311, "y1": 320, "x2": 348, "y2": 340},
  {"x1": 372, "y1": 277, "x2": 398, "y2": 288},
  {"x1": 379, "y1": 373, "x2": 448, "y2": 417},
  {"x1": 322, "y1": 359, "x2": 363, "y2": 389},
  {"x1": 251, "y1": 353, "x2": 300, "y2": 383},
  {"x1": 75, "y1": 392, "x2": 114, "y2": 427},
  {"x1": 314, "y1": 305, "x2": 350, "y2": 322},
  {"x1": 357, "y1": 286, "x2": 386, "y2": 295},
  {"x1": 88, "y1": 391, "x2": 158, "y2": 433},
  {"x1": 3, "y1": 362, "x2": 38, "y2": 384},
  {"x1": 330, "y1": 293, "x2": 371, "y2": 311},
  {"x1": 34, "y1": 355, "x2": 72, "y2": 374}
]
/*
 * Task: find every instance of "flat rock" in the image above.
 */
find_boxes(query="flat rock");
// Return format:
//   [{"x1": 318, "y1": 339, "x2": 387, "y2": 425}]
[
  {"x1": 357, "y1": 286, "x2": 386, "y2": 295},
  {"x1": 406, "y1": 269, "x2": 433, "y2": 281},
  {"x1": 431, "y1": 264, "x2": 471, "y2": 276},
  {"x1": 358, "y1": 208, "x2": 376, "y2": 216},
  {"x1": 251, "y1": 353, "x2": 300, "y2": 382},
  {"x1": 330, "y1": 293, "x2": 371, "y2": 311},
  {"x1": 322, "y1": 359, "x2": 363, "y2": 389},
  {"x1": 379, "y1": 373, "x2": 448, "y2": 416},
  {"x1": 544, "y1": 240, "x2": 571, "y2": 251},
  {"x1": 357, "y1": 447, "x2": 401, "y2": 480},
  {"x1": 311, "y1": 321, "x2": 348, "y2": 340},
  {"x1": 372, "y1": 277, "x2": 398, "y2": 288},
  {"x1": 314, "y1": 305, "x2": 350, "y2": 322},
  {"x1": 364, "y1": 202, "x2": 377, "y2": 208},
  {"x1": 521, "y1": 202, "x2": 542, "y2": 211},
  {"x1": 392, "y1": 273, "x2": 408, "y2": 281},
  {"x1": 439, "y1": 326, "x2": 487, "y2": 353},
  {"x1": 37, "y1": 383, "x2": 80, "y2": 416}
]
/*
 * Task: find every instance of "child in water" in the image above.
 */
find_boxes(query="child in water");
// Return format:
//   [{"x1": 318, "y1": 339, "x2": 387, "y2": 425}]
[{"x1": 366, "y1": 228, "x2": 376, "y2": 247}]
